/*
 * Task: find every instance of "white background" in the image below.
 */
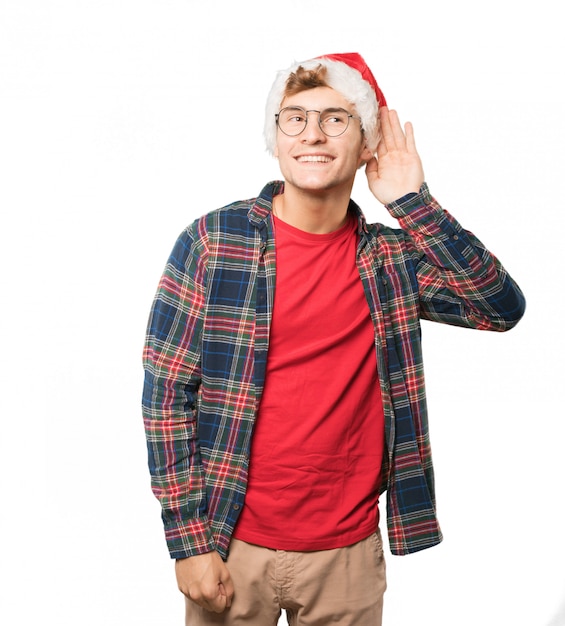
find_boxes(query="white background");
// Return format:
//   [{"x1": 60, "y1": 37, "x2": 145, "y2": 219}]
[{"x1": 1, "y1": 1, "x2": 563, "y2": 624}]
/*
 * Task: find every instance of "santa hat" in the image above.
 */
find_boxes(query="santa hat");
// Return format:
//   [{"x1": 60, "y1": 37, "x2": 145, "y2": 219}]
[{"x1": 264, "y1": 52, "x2": 386, "y2": 155}]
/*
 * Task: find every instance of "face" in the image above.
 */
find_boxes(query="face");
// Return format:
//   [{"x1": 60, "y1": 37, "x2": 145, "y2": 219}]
[{"x1": 274, "y1": 86, "x2": 373, "y2": 196}]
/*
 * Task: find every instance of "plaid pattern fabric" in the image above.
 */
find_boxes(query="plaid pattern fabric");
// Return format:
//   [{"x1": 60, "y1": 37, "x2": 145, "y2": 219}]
[{"x1": 142, "y1": 181, "x2": 525, "y2": 559}]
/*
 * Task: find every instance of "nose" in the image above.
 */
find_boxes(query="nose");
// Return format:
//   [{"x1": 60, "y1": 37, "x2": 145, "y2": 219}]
[{"x1": 301, "y1": 111, "x2": 326, "y2": 143}]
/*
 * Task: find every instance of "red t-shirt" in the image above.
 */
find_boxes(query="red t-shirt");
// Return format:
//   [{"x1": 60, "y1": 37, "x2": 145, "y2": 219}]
[{"x1": 233, "y1": 212, "x2": 385, "y2": 550}]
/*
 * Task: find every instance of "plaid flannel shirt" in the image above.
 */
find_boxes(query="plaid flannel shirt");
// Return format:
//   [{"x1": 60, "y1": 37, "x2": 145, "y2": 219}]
[{"x1": 142, "y1": 181, "x2": 525, "y2": 559}]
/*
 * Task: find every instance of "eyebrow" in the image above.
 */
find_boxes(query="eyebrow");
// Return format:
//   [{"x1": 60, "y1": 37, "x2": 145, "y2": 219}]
[{"x1": 283, "y1": 106, "x2": 351, "y2": 113}]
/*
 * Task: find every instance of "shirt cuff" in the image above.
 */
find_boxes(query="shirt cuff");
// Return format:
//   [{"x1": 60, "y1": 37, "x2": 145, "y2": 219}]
[
  {"x1": 164, "y1": 516, "x2": 216, "y2": 560},
  {"x1": 385, "y1": 183, "x2": 434, "y2": 217}
]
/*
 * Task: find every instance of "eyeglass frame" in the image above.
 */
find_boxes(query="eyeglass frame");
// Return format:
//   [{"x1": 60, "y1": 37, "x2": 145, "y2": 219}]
[{"x1": 274, "y1": 106, "x2": 362, "y2": 138}]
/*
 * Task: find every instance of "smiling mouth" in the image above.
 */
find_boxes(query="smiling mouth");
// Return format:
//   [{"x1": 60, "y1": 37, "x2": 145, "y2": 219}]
[{"x1": 296, "y1": 155, "x2": 333, "y2": 163}]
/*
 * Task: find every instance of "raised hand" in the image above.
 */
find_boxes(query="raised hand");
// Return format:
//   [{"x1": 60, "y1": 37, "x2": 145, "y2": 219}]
[{"x1": 365, "y1": 107, "x2": 425, "y2": 205}]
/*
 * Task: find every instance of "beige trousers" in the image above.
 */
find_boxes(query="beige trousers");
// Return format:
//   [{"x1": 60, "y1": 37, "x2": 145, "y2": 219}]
[{"x1": 185, "y1": 531, "x2": 387, "y2": 626}]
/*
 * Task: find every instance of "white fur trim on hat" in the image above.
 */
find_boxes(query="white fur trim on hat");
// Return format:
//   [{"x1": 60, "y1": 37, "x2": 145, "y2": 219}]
[{"x1": 264, "y1": 57, "x2": 380, "y2": 155}]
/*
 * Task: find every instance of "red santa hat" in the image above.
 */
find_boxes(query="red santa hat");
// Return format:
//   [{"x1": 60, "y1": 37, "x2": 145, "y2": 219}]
[{"x1": 264, "y1": 52, "x2": 386, "y2": 155}]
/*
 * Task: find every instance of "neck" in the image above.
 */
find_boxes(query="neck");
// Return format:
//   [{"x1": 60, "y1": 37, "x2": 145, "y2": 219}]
[{"x1": 273, "y1": 184, "x2": 352, "y2": 234}]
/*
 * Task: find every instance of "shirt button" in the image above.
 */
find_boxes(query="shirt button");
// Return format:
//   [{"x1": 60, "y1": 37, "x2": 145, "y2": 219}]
[
  {"x1": 233, "y1": 504, "x2": 241, "y2": 511},
  {"x1": 452, "y1": 234, "x2": 459, "y2": 241}
]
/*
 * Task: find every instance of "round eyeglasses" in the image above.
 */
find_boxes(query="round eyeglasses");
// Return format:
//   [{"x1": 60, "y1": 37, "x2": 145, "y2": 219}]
[{"x1": 275, "y1": 106, "x2": 361, "y2": 138}]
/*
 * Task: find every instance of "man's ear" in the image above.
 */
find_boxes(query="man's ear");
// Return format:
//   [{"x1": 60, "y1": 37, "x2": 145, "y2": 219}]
[{"x1": 358, "y1": 144, "x2": 374, "y2": 167}]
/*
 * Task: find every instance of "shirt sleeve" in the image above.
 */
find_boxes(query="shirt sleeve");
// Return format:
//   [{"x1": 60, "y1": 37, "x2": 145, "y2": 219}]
[
  {"x1": 142, "y1": 222, "x2": 216, "y2": 559},
  {"x1": 386, "y1": 183, "x2": 526, "y2": 330}
]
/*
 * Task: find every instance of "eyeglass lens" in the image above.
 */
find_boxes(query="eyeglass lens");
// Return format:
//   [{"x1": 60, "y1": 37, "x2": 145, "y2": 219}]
[{"x1": 277, "y1": 107, "x2": 352, "y2": 137}]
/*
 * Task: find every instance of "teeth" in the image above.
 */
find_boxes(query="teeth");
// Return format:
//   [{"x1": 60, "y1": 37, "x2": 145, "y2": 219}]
[{"x1": 297, "y1": 155, "x2": 332, "y2": 163}]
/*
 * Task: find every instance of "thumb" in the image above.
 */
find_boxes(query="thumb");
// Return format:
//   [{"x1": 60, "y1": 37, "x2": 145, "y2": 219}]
[
  {"x1": 365, "y1": 156, "x2": 378, "y2": 176},
  {"x1": 218, "y1": 582, "x2": 232, "y2": 608},
  {"x1": 220, "y1": 570, "x2": 234, "y2": 607}
]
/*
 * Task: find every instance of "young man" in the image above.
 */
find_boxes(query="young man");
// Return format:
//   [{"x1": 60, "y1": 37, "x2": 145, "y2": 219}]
[{"x1": 142, "y1": 53, "x2": 525, "y2": 625}]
